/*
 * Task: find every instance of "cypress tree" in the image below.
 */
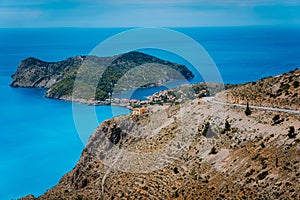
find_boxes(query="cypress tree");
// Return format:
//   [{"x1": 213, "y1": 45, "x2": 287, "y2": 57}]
[{"x1": 245, "y1": 102, "x2": 252, "y2": 116}]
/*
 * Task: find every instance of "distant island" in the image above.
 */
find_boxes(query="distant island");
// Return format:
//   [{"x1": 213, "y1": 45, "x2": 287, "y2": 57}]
[{"x1": 11, "y1": 51, "x2": 194, "y2": 103}]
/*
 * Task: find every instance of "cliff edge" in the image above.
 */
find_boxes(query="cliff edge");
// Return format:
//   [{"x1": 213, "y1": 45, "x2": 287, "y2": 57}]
[{"x1": 21, "y1": 70, "x2": 300, "y2": 199}]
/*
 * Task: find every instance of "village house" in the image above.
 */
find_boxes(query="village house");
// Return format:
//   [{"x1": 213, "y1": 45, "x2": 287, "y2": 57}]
[{"x1": 131, "y1": 106, "x2": 148, "y2": 115}]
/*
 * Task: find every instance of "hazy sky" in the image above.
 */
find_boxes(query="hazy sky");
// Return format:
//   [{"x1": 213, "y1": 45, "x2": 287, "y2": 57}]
[{"x1": 1, "y1": 0, "x2": 300, "y2": 27}]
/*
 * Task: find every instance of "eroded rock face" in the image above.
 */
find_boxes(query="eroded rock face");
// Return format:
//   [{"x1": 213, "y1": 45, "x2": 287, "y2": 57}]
[
  {"x1": 19, "y1": 70, "x2": 300, "y2": 200},
  {"x1": 20, "y1": 194, "x2": 35, "y2": 200},
  {"x1": 10, "y1": 56, "x2": 84, "y2": 88},
  {"x1": 27, "y1": 98, "x2": 300, "y2": 200}
]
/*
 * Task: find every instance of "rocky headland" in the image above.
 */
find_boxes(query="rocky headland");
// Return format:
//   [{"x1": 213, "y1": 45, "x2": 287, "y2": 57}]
[
  {"x1": 20, "y1": 69, "x2": 300, "y2": 200},
  {"x1": 11, "y1": 51, "x2": 194, "y2": 102}
]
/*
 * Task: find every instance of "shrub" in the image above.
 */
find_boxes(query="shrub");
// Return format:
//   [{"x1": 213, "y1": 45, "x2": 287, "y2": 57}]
[
  {"x1": 288, "y1": 126, "x2": 296, "y2": 138},
  {"x1": 173, "y1": 167, "x2": 179, "y2": 174},
  {"x1": 272, "y1": 115, "x2": 280, "y2": 122},
  {"x1": 257, "y1": 171, "x2": 268, "y2": 180},
  {"x1": 209, "y1": 146, "x2": 218, "y2": 154},
  {"x1": 293, "y1": 80, "x2": 299, "y2": 88},
  {"x1": 221, "y1": 120, "x2": 231, "y2": 134},
  {"x1": 225, "y1": 120, "x2": 231, "y2": 131},
  {"x1": 271, "y1": 114, "x2": 284, "y2": 125},
  {"x1": 201, "y1": 122, "x2": 210, "y2": 137},
  {"x1": 280, "y1": 83, "x2": 290, "y2": 91}
]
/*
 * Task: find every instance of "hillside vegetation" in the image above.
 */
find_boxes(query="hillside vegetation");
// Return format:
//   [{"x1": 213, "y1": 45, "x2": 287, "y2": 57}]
[
  {"x1": 216, "y1": 69, "x2": 300, "y2": 111},
  {"x1": 11, "y1": 52, "x2": 194, "y2": 101},
  {"x1": 21, "y1": 69, "x2": 300, "y2": 200}
]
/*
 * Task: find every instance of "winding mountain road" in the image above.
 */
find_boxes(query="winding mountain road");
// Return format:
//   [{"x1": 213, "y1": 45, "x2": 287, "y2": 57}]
[{"x1": 202, "y1": 97, "x2": 300, "y2": 115}]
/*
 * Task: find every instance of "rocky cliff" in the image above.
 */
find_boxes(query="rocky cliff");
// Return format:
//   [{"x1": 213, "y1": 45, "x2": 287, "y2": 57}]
[
  {"x1": 22, "y1": 70, "x2": 300, "y2": 200},
  {"x1": 21, "y1": 70, "x2": 300, "y2": 199},
  {"x1": 28, "y1": 102, "x2": 300, "y2": 200},
  {"x1": 11, "y1": 52, "x2": 194, "y2": 101},
  {"x1": 11, "y1": 56, "x2": 85, "y2": 88}
]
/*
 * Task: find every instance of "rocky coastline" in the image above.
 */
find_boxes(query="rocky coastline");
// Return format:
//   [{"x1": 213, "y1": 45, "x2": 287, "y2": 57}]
[{"x1": 19, "y1": 69, "x2": 300, "y2": 200}]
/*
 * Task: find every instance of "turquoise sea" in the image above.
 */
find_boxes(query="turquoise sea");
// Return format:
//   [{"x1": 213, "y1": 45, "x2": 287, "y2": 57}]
[{"x1": 1, "y1": 26, "x2": 300, "y2": 199}]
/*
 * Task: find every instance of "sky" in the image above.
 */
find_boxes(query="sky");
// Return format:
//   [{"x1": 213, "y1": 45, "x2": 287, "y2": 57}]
[{"x1": 1, "y1": 0, "x2": 300, "y2": 27}]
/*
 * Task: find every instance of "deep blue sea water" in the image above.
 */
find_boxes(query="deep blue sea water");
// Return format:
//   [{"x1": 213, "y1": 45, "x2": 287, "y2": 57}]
[{"x1": 1, "y1": 26, "x2": 300, "y2": 199}]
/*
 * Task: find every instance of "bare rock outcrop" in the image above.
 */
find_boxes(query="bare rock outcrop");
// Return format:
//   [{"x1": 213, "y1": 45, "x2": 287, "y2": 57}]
[{"x1": 29, "y1": 100, "x2": 300, "y2": 199}]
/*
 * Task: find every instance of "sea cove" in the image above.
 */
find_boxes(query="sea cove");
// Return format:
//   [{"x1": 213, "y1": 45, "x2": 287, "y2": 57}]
[{"x1": 1, "y1": 26, "x2": 300, "y2": 199}]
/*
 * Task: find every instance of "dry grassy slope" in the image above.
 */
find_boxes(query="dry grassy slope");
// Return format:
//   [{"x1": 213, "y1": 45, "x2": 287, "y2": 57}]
[
  {"x1": 25, "y1": 97, "x2": 300, "y2": 200},
  {"x1": 215, "y1": 69, "x2": 300, "y2": 111}
]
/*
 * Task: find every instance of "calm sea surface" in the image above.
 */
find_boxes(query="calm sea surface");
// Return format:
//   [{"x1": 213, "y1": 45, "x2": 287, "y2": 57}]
[{"x1": 1, "y1": 26, "x2": 300, "y2": 199}]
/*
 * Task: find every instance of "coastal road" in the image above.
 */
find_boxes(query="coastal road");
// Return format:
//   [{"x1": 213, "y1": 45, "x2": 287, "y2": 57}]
[{"x1": 202, "y1": 97, "x2": 300, "y2": 115}]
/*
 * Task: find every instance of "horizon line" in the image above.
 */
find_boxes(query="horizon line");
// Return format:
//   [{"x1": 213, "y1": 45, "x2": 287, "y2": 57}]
[{"x1": 1, "y1": 24, "x2": 299, "y2": 29}]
